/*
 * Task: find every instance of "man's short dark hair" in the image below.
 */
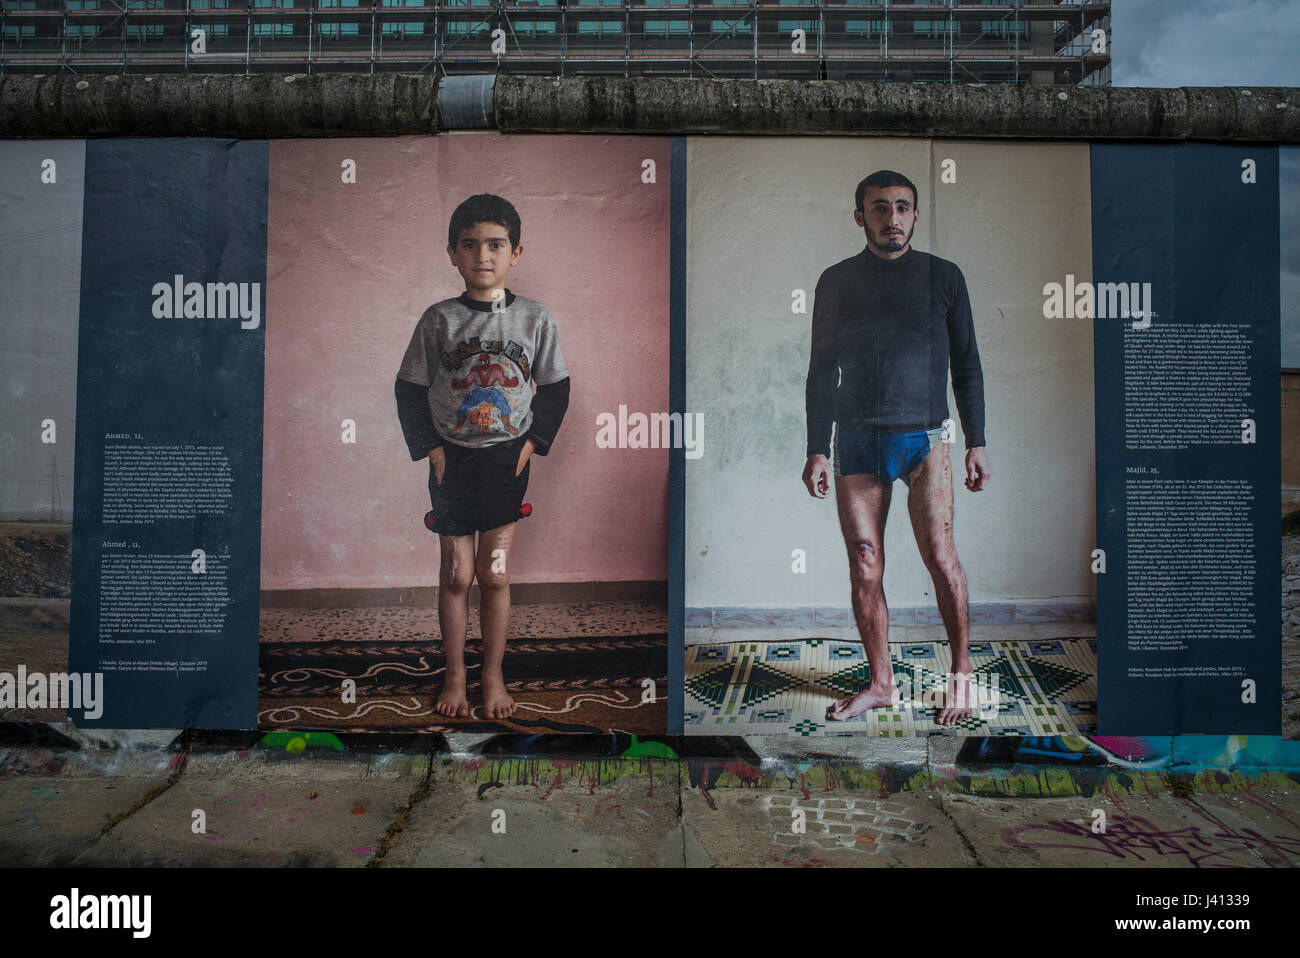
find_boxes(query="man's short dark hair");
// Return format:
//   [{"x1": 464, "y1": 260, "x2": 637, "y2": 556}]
[
  {"x1": 854, "y1": 171, "x2": 919, "y2": 211},
  {"x1": 448, "y1": 194, "x2": 521, "y2": 249}
]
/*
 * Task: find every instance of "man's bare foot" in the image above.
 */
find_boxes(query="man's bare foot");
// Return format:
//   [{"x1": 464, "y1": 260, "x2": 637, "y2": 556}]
[
  {"x1": 434, "y1": 674, "x2": 470, "y2": 718},
  {"x1": 935, "y1": 671, "x2": 973, "y2": 727},
  {"x1": 826, "y1": 683, "x2": 900, "y2": 721},
  {"x1": 481, "y1": 672, "x2": 517, "y2": 720}
]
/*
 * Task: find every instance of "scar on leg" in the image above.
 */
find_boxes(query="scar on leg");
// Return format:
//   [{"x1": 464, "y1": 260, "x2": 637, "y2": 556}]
[{"x1": 854, "y1": 541, "x2": 877, "y2": 559}]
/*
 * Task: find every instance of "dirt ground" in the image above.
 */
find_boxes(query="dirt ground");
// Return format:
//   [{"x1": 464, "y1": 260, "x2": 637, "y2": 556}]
[
  {"x1": 0, "y1": 522, "x2": 71, "y2": 598},
  {"x1": 0, "y1": 522, "x2": 71, "y2": 722}
]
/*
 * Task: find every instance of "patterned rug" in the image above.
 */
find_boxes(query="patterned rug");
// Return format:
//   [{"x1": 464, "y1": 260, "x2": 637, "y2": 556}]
[
  {"x1": 259, "y1": 604, "x2": 668, "y2": 734},
  {"x1": 683, "y1": 637, "x2": 1097, "y2": 737}
]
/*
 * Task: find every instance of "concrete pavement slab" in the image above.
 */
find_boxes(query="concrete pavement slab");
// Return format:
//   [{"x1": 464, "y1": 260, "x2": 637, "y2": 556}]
[
  {"x1": 379, "y1": 757, "x2": 681, "y2": 867},
  {"x1": 69, "y1": 752, "x2": 426, "y2": 867},
  {"x1": 681, "y1": 783, "x2": 974, "y2": 867},
  {"x1": 1186, "y1": 789, "x2": 1300, "y2": 868},
  {"x1": 0, "y1": 777, "x2": 174, "y2": 866},
  {"x1": 940, "y1": 791, "x2": 1281, "y2": 868},
  {"x1": 0, "y1": 747, "x2": 178, "y2": 866}
]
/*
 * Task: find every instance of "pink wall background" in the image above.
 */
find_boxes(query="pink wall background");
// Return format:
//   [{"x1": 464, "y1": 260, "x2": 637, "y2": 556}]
[{"x1": 261, "y1": 135, "x2": 671, "y2": 590}]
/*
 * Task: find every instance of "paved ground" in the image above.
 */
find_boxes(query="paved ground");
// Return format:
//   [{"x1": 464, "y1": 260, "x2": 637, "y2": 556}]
[
  {"x1": 1283, "y1": 532, "x2": 1299, "y2": 739},
  {"x1": 2, "y1": 743, "x2": 1297, "y2": 868}
]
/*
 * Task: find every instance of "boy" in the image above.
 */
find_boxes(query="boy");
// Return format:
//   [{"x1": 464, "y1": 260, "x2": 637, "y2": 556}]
[{"x1": 395, "y1": 194, "x2": 571, "y2": 721}]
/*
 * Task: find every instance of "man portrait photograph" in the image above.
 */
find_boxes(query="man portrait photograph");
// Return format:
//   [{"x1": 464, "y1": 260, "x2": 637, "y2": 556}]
[{"x1": 683, "y1": 139, "x2": 1097, "y2": 739}]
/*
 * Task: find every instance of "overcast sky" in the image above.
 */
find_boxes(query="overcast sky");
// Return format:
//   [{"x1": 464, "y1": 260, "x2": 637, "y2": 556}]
[
  {"x1": 1110, "y1": 2, "x2": 1299, "y2": 365},
  {"x1": 1111, "y1": 0, "x2": 1300, "y2": 87}
]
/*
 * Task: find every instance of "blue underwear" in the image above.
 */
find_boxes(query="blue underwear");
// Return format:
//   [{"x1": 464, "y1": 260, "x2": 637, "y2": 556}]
[{"x1": 833, "y1": 426, "x2": 945, "y2": 482}]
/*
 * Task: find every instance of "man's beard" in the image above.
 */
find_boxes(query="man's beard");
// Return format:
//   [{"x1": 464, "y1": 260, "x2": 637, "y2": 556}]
[{"x1": 869, "y1": 224, "x2": 911, "y2": 252}]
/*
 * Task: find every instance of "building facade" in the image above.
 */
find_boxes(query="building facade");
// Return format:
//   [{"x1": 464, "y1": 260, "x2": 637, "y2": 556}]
[{"x1": 1, "y1": 0, "x2": 1109, "y2": 83}]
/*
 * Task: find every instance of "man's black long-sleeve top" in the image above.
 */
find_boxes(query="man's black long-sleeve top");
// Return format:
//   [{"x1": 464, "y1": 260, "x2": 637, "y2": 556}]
[{"x1": 805, "y1": 246, "x2": 986, "y2": 457}]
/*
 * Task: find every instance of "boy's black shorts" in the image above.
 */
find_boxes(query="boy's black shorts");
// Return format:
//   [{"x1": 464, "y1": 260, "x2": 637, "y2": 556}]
[{"x1": 428, "y1": 435, "x2": 531, "y2": 536}]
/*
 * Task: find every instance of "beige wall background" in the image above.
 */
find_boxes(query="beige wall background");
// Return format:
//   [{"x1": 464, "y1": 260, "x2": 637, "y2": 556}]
[
  {"x1": 685, "y1": 137, "x2": 1096, "y2": 610},
  {"x1": 261, "y1": 135, "x2": 671, "y2": 592}
]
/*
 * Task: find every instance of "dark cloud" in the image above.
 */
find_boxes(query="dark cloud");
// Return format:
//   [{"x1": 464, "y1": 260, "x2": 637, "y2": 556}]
[{"x1": 1113, "y1": 0, "x2": 1300, "y2": 87}]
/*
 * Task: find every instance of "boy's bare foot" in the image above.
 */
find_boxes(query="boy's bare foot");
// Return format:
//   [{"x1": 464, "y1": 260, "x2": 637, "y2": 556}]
[
  {"x1": 934, "y1": 671, "x2": 973, "y2": 727},
  {"x1": 826, "y1": 682, "x2": 900, "y2": 721},
  {"x1": 481, "y1": 671, "x2": 517, "y2": 720},
  {"x1": 434, "y1": 674, "x2": 470, "y2": 718}
]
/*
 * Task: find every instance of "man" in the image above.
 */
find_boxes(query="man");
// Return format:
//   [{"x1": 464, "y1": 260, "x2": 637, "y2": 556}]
[{"x1": 802, "y1": 170, "x2": 991, "y2": 727}]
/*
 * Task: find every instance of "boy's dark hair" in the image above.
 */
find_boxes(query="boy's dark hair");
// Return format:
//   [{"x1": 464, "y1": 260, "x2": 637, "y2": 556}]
[
  {"x1": 447, "y1": 193, "x2": 521, "y2": 249},
  {"x1": 854, "y1": 170, "x2": 919, "y2": 211}
]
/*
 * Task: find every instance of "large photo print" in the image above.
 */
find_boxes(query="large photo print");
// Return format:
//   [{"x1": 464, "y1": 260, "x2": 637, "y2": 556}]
[
  {"x1": 259, "y1": 134, "x2": 673, "y2": 735},
  {"x1": 683, "y1": 138, "x2": 1098, "y2": 738}
]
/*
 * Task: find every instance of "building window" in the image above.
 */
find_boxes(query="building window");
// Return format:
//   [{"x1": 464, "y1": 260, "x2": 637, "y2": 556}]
[
  {"x1": 576, "y1": 0, "x2": 621, "y2": 7},
  {"x1": 575, "y1": 19, "x2": 621, "y2": 35},
  {"x1": 254, "y1": 21, "x2": 294, "y2": 35},
  {"x1": 3, "y1": 1, "x2": 39, "y2": 10},
  {"x1": 445, "y1": 19, "x2": 491, "y2": 35},
  {"x1": 710, "y1": 18, "x2": 751, "y2": 36},
  {"x1": 777, "y1": 19, "x2": 817, "y2": 34},
  {"x1": 126, "y1": 23, "x2": 166, "y2": 38},
  {"x1": 645, "y1": 19, "x2": 688, "y2": 36},
  {"x1": 190, "y1": 0, "x2": 230, "y2": 7},
  {"x1": 980, "y1": 20, "x2": 1027, "y2": 36},
  {"x1": 381, "y1": 20, "x2": 425, "y2": 36},
  {"x1": 320, "y1": 0, "x2": 362, "y2": 7},
  {"x1": 254, "y1": 0, "x2": 295, "y2": 8},
  {"x1": 511, "y1": 20, "x2": 558, "y2": 37},
  {"x1": 67, "y1": 23, "x2": 101, "y2": 37},
  {"x1": 845, "y1": 19, "x2": 887, "y2": 37},
  {"x1": 3, "y1": 23, "x2": 37, "y2": 37},
  {"x1": 127, "y1": 0, "x2": 166, "y2": 8},
  {"x1": 66, "y1": 1, "x2": 103, "y2": 10},
  {"x1": 913, "y1": 19, "x2": 957, "y2": 36},
  {"x1": 316, "y1": 21, "x2": 357, "y2": 36}
]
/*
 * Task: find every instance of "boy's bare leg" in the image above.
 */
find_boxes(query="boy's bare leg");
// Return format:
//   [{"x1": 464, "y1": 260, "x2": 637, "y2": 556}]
[
  {"x1": 826, "y1": 473, "x2": 899, "y2": 721},
  {"x1": 435, "y1": 533, "x2": 477, "y2": 717},
  {"x1": 904, "y1": 443, "x2": 972, "y2": 726},
  {"x1": 476, "y1": 521, "x2": 518, "y2": 719}
]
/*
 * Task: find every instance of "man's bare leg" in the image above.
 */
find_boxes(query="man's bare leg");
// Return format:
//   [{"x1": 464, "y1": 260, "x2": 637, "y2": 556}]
[
  {"x1": 904, "y1": 443, "x2": 972, "y2": 726},
  {"x1": 435, "y1": 533, "x2": 476, "y2": 717},
  {"x1": 826, "y1": 473, "x2": 900, "y2": 721},
  {"x1": 476, "y1": 522, "x2": 518, "y2": 719}
]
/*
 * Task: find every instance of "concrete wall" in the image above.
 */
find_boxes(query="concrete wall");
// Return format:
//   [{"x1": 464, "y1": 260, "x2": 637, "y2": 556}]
[
  {"x1": 1285, "y1": 371, "x2": 1300, "y2": 515},
  {"x1": 260, "y1": 134, "x2": 671, "y2": 590},
  {"x1": 685, "y1": 137, "x2": 1095, "y2": 610},
  {"x1": 0, "y1": 141, "x2": 84, "y2": 522}
]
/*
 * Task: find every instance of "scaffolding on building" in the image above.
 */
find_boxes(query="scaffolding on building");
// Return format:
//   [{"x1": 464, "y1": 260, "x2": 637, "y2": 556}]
[{"x1": 1, "y1": 0, "x2": 1110, "y2": 84}]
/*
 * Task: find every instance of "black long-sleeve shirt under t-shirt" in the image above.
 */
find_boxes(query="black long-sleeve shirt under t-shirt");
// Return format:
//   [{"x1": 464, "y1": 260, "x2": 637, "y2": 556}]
[{"x1": 805, "y1": 246, "x2": 986, "y2": 457}]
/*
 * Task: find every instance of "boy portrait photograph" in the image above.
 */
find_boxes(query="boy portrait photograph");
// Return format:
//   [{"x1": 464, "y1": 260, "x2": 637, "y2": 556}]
[{"x1": 257, "y1": 136, "x2": 671, "y2": 735}]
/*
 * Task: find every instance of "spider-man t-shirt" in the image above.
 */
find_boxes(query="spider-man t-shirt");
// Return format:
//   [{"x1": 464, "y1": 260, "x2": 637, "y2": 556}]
[{"x1": 396, "y1": 290, "x2": 569, "y2": 449}]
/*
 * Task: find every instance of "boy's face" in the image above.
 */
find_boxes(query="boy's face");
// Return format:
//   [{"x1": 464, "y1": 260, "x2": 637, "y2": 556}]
[{"x1": 447, "y1": 221, "x2": 522, "y2": 301}]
